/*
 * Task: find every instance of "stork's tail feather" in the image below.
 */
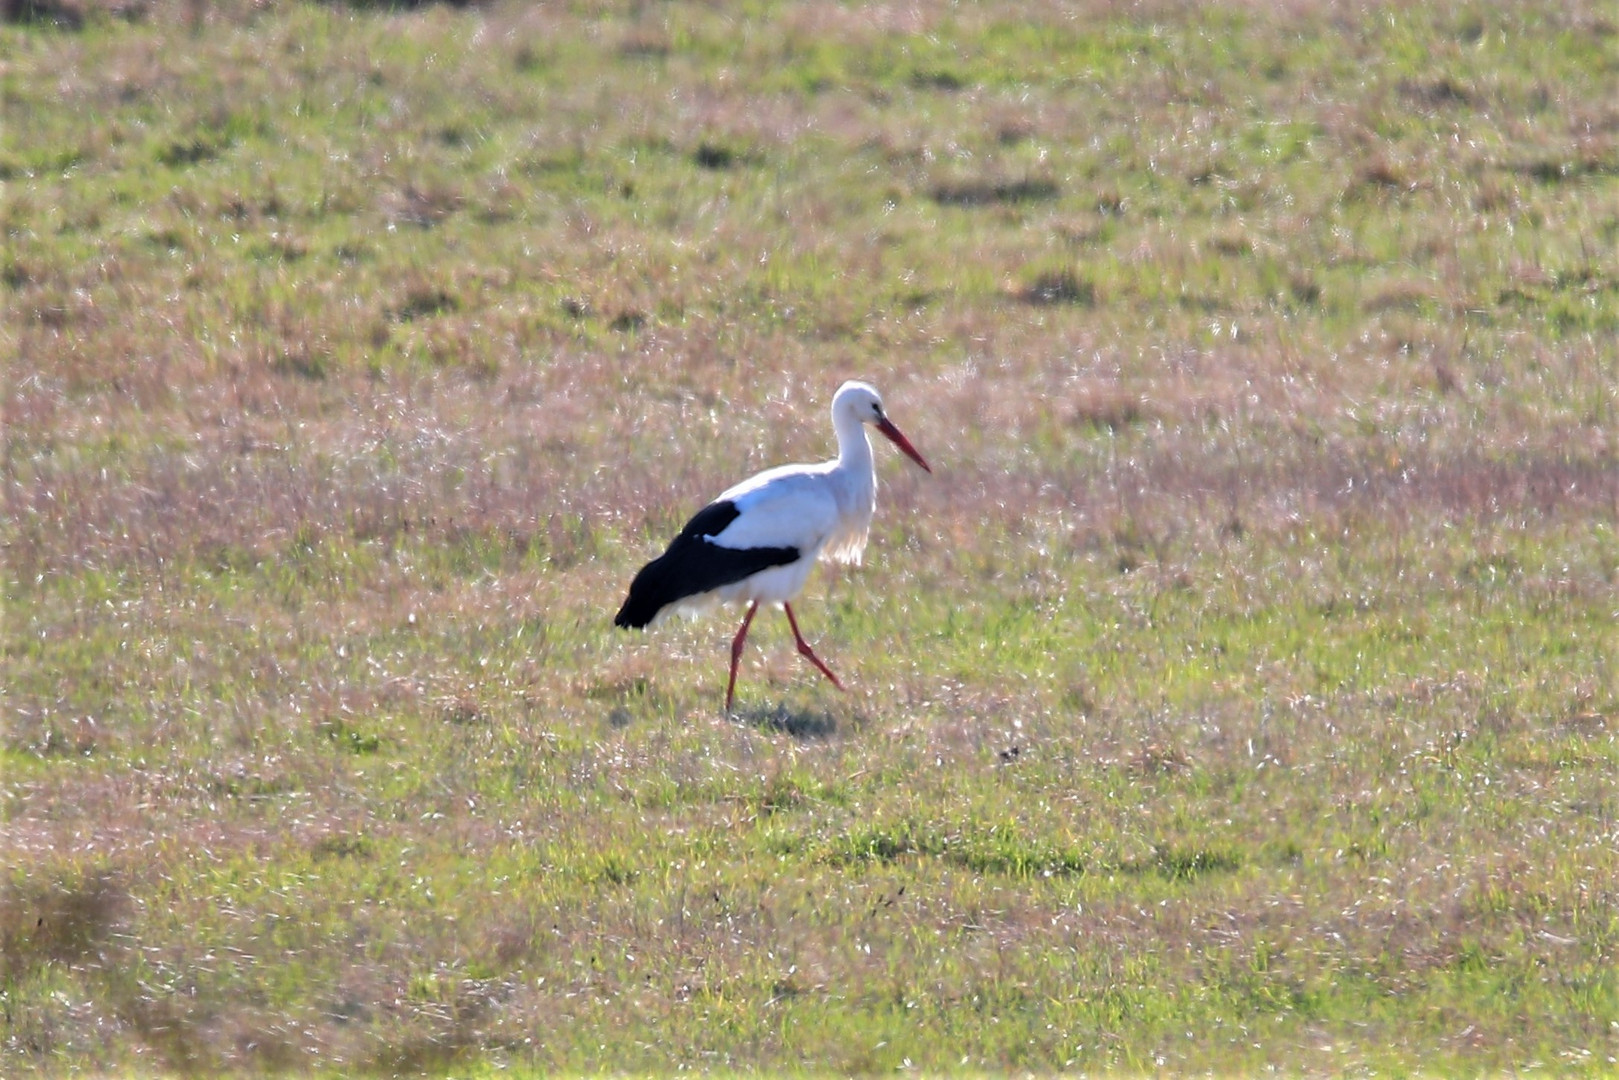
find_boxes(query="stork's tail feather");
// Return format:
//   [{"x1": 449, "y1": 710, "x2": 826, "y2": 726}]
[
  {"x1": 614, "y1": 534, "x2": 800, "y2": 631},
  {"x1": 613, "y1": 583, "x2": 662, "y2": 629}
]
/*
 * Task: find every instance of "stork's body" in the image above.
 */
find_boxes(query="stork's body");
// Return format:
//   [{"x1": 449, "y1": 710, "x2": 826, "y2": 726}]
[{"x1": 614, "y1": 381, "x2": 930, "y2": 710}]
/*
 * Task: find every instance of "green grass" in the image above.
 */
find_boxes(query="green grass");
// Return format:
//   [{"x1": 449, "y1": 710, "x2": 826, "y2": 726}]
[{"x1": 4, "y1": 0, "x2": 1619, "y2": 1074}]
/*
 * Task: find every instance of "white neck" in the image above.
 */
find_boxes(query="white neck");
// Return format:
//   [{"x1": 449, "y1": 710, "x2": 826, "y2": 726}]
[
  {"x1": 820, "y1": 401, "x2": 878, "y2": 564},
  {"x1": 832, "y1": 405, "x2": 875, "y2": 472}
]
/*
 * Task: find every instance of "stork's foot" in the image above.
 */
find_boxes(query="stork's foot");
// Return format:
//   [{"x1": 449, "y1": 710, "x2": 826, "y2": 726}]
[
  {"x1": 725, "y1": 601, "x2": 761, "y2": 712},
  {"x1": 783, "y1": 602, "x2": 844, "y2": 691}
]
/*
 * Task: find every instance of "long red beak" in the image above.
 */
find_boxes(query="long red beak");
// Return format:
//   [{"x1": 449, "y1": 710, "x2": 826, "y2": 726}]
[{"x1": 875, "y1": 416, "x2": 932, "y2": 473}]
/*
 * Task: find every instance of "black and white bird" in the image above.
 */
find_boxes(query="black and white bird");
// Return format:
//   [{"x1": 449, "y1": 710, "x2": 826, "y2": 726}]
[{"x1": 614, "y1": 380, "x2": 931, "y2": 711}]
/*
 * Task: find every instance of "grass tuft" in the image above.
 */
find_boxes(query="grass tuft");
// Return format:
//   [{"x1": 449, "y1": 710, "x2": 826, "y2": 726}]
[
  {"x1": 1016, "y1": 266, "x2": 1098, "y2": 307},
  {"x1": 930, "y1": 175, "x2": 1060, "y2": 207}
]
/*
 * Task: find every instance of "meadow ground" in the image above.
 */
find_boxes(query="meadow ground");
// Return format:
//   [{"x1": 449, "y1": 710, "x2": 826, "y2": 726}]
[{"x1": 3, "y1": 0, "x2": 1618, "y2": 1073}]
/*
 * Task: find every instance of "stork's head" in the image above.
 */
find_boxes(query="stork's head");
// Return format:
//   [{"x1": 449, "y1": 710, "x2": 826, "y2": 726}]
[{"x1": 833, "y1": 381, "x2": 931, "y2": 473}]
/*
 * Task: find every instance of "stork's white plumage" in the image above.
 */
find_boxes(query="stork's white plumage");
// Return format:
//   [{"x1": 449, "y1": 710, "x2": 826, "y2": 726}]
[{"x1": 614, "y1": 381, "x2": 931, "y2": 711}]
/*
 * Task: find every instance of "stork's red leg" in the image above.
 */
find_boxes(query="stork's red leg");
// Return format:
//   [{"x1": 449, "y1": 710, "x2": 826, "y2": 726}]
[
  {"x1": 783, "y1": 602, "x2": 844, "y2": 691},
  {"x1": 726, "y1": 602, "x2": 760, "y2": 711}
]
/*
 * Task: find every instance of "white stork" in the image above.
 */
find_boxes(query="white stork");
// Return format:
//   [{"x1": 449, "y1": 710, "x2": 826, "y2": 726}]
[{"x1": 614, "y1": 380, "x2": 931, "y2": 711}]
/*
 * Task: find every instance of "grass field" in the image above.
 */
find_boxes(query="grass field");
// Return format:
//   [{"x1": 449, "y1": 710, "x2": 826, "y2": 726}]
[{"x1": 4, "y1": 0, "x2": 1618, "y2": 1073}]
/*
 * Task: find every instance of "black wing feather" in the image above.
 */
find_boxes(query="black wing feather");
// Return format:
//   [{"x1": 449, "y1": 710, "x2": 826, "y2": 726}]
[{"x1": 613, "y1": 500, "x2": 800, "y2": 629}]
